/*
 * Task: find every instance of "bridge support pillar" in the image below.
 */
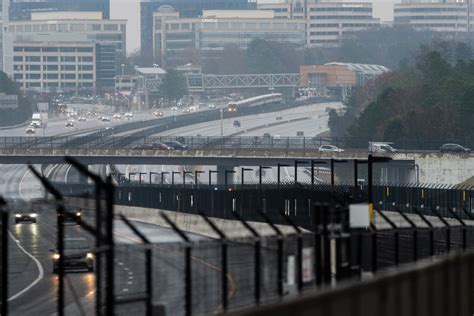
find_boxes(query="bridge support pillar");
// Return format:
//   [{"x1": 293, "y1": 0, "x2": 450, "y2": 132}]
[{"x1": 216, "y1": 165, "x2": 235, "y2": 187}]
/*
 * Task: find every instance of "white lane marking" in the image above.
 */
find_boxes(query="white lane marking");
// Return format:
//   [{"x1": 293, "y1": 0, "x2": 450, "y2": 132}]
[
  {"x1": 18, "y1": 167, "x2": 31, "y2": 201},
  {"x1": 7, "y1": 231, "x2": 45, "y2": 301},
  {"x1": 64, "y1": 164, "x2": 73, "y2": 183}
]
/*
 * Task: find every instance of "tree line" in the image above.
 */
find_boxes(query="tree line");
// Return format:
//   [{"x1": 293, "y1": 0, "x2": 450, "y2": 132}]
[{"x1": 328, "y1": 40, "x2": 474, "y2": 149}]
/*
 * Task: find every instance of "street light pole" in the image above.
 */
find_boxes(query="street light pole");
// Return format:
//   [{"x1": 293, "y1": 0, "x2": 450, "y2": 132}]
[
  {"x1": 209, "y1": 170, "x2": 218, "y2": 189},
  {"x1": 241, "y1": 168, "x2": 253, "y2": 190},
  {"x1": 172, "y1": 171, "x2": 180, "y2": 187},
  {"x1": 220, "y1": 108, "x2": 224, "y2": 138},
  {"x1": 194, "y1": 170, "x2": 204, "y2": 189},
  {"x1": 311, "y1": 160, "x2": 327, "y2": 187},
  {"x1": 294, "y1": 160, "x2": 308, "y2": 186}
]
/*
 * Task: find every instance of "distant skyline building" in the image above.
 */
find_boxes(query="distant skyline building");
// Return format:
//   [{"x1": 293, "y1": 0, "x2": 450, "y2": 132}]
[
  {"x1": 153, "y1": 8, "x2": 306, "y2": 66},
  {"x1": 140, "y1": 0, "x2": 256, "y2": 64},
  {"x1": 394, "y1": 0, "x2": 472, "y2": 33},
  {"x1": 7, "y1": 12, "x2": 126, "y2": 93},
  {"x1": 8, "y1": 0, "x2": 110, "y2": 20},
  {"x1": 257, "y1": 0, "x2": 380, "y2": 47}
]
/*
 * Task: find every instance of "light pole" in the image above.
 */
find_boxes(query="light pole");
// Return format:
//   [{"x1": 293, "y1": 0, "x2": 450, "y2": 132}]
[
  {"x1": 139, "y1": 172, "x2": 146, "y2": 186},
  {"x1": 241, "y1": 167, "x2": 253, "y2": 189},
  {"x1": 368, "y1": 155, "x2": 392, "y2": 223},
  {"x1": 225, "y1": 170, "x2": 236, "y2": 190},
  {"x1": 277, "y1": 163, "x2": 290, "y2": 191},
  {"x1": 220, "y1": 108, "x2": 224, "y2": 138},
  {"x1": 194, "y1": 170, "x2": 204, "y2": 189},
  {"x1": 294, "y1": 160, "x2": 308, "y2": 186},
  {"x1": 149, "y1": 172, "x2": 159, "y2": 184},
  {"x1": 161, "y1": 171, "x2": 169, "y2": 188},
  {"x1": 172, "y1": 171, "x2": 180, "y2": 187},
  {"x1": 182, "y1": 171, "x2": 191, "y2": 186},
  {"x1": 330, "y1": 159, "x2": 348, "y2": 187},
  {"x1": 259, "y1": 166, "x2": 272, "y2": 190},
  {"x1": 209, "y1": 170, "x2": 218, "y2": 189},
  {"x1": 128, "y1": 172, "x2": 137, "y2": 183}
]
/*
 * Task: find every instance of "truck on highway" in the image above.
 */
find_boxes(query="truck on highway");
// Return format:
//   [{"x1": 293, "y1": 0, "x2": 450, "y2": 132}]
[{"x1": 31, "y1": 112, "x2": 48, "y2": 128}]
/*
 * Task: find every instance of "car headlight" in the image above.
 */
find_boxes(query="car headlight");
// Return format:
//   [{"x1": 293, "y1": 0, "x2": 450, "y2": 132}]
[
  {"x1": 76, "y1": 212, "x2": 81, "y2": 217},
  {"x1": 30, "y1": 213, "x2": 37, "y2": 217},
  {"x1": 86, "y1": 253, "x2": 93, "y2": 259},
  {"x1": 15, "y1": 214, "x2": 21, "y2": 218},
  {"x1": 53, "y1": 254, "x2": 60, "y2": 260}
]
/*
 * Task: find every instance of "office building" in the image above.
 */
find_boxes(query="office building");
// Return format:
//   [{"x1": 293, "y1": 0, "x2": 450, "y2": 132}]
[
  {"x1": 8, "y1": 12, "x2": 126, "y2": 93},
  {"x1": 8, "y1": 0, "x2": 110, "y2": 20},
  {"x1": 394, "y1": 0, "x2": 470, "y2": 33},
  {"x1": 141, "y1": 0, "x2": 256, "y2": 62},
  {"x1": 257, "y1": 0, "x2": 380, "y2": 47},
  {"x1": 153, "y1": 8, "x2": 306, "y2": 66}
]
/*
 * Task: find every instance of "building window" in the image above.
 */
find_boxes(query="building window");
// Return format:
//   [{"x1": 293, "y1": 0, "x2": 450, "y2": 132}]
[
  {"x1": 26, "y1": 56, "x2": 41, "y2": 62},
  {"x1": 44, "y1": 74, "x2": 59, "y2": 79},
  {"x1": 49, "y1": 24, "x2": 57, "y2": 31},
  {"x1": 77, "y1": 47, "x2": 93, "y2": 53},
  {"x1": 26, "y1": 65, "x2": 41, "y2": 71},
  {"x1": 61, "y1": 65, "x2": 76, "y2": 71},
  {"x1": 44, "y1": 65, "x2": 59, "y2": 71},
  {"x1": 61, "y1": 56, "x2": 76, "y2": 62},
  {"x1": 25, "y1": 25, "x2": 32, "y2": 32},
  {"x1": 27, "y1": 74, "x2": 41, "y2": 80},
  {"x1": 104, "y1": 24, "x2": 118, "y2": 31},
  {"x1": 80, "y1": 56, "x2": 94, "y2": 62},
  {"x1": 58, "y1": 24, "x2": 68, "y2": 32},
  {"x1": 44, "y1": 56, "x2": 59, "y2": 62},
  {"x1": 13, "y1": 56, "x2": 23, "y2": 62},
  {"x1": 71, "y1": 24, "x2": 85, "y2": 31}
]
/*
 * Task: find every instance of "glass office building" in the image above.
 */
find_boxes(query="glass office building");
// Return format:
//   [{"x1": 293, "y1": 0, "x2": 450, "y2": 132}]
[{"x1": 9, "y1": 0, "x2": 110, "y2": 20}]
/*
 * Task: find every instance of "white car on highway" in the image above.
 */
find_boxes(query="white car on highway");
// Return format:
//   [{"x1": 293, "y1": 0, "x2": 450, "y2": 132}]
[
  {"x1": 102, "y1": 116, "x2": 111, "y2": 122},
  {"x1": 113, "y1": 113, "x2": 121, "y2": 119},
  {"x1": 26, "y1": 125, "x2": 36, "y2": 134},
  {"x1": 318, "y1": 145, "x2": 344, "y2": 152}
]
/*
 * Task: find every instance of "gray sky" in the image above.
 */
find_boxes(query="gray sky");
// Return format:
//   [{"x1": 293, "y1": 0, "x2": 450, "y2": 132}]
[{"x1": 111, "y1": 0, "x2": 400, "y2": 53}]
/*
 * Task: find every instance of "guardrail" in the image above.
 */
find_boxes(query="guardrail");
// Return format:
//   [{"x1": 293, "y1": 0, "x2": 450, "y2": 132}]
[{"x1": 0, "y1": 134, "x2": 473, "y2": 154}]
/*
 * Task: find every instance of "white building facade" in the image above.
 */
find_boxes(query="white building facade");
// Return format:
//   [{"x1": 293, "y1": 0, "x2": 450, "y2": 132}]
[
  {"x1": 153, "y1": 8, "x2": 306, "y2": 66},
  {"x1": 394, "y1": 0, "x2": 471, "y2": 33},
  {"x1": 257, "y1": 0, "x2": 380, "y2": 47},
  {"x1": 6, "y1": 12, "x2": 126, "y2": 93}
]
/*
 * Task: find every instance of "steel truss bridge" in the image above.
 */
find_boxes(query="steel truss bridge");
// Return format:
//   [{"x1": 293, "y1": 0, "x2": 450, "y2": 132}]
[{"x1": 137, "y1": 73, "x2": 300, "y2": 93}]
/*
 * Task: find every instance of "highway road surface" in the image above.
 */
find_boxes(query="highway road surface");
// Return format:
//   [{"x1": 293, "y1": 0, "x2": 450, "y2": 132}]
[{"x1": 116, "y1": 102, "x2": 340, "y2": 185}]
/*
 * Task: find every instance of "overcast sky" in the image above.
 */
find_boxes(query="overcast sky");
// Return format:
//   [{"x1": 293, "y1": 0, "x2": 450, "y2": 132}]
[{"x1": 111, "y1": 0, "x2": 400, "y2": 53}]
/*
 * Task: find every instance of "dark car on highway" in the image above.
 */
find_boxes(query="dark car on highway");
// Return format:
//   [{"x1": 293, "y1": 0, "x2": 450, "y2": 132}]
[
  {"x1": 15, "y1": 209, "x2": 38, "y2": 224},
  {"x1": 163, "y1": 141, "x2": 188, "y2": 150},
  {"x1": 51, "y1": 237, "x2": 94, "y2": 273},
  {"x1": 440, "y1": 143, "x2": 471, "y2": 153}
]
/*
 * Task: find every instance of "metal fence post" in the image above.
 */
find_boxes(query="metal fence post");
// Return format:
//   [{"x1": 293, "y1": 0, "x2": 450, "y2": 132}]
[
  {"x1": 197, "y1": 211, "x2": 229, "y2": 310},
  {"x1": 374, "y1": 208, "x2": 399, "y2": 266},
  {"x1": 230, "y1": 211, "x2": 261, "y2": 305},
  {"x1": 396, "y1": 208, "x2": 418, "y2": 262},
  {"x1": 413, "y1": 207, "x2": 435, "y2": 257},
  {"x1": 119, "y1": 215, "x2": 152, "y2": 316},
  {"x1": 447, "y1": 208, "x2": 467, "y2": 251},
  {"x1": 256, "y1": 209, "x2": 284, "y2": 299},
  {"x1": 1, "y1": 199, "x2": 8, "y2": 316},
  {"x1": 277, "y1": 209, "x2": 304, "y2": 292},
  {"x1": 160, "y1": 213, "x2": 192, "y2": 316}
]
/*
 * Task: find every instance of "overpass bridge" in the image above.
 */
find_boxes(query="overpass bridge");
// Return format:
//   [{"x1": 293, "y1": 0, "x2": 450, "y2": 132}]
[{"x1": 0, "y1": 135, "x2": 473, "y2": 185}]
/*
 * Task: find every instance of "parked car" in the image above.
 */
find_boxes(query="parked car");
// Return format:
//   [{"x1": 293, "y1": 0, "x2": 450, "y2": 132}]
[
  {"x1": 63, "y1": 208, "x2": 82, "y2": 224},
  {"x1": 65, "y1": 120, "x2": 74, "y2": 127},
  {"x1": 208, "y1": 104, "x2": 216, "y2": 109},
  {"x1": 318, "y1": 145, "x2": 344, "y2": 152},
  {"x1": 163, "y1": 141, "x2": 188, "y2": 150},
  {"x1": 154, "y1": 111, "x2": 164, "y2": 117},
  {"x1": 101, "y1": 116, "x2": 110, "y2": 122},
  {"x1": 113, "y1": 113, "x2": 121, "y2": 119},
  {"x1": 440, "y1": 143, "x2": 471, "y2": 153},
  {"x1": 233, "y1": 120, "x2": 241, "y2": 127},
  {"x1": 51, "y1": 237, "x2": 94, "y2": 273},
  {"x1": 276, "y1": 116, "x2": 283, "y2": 120},
  {"x1": 14, "y1": 209, "x2": 38, "y2": 224},
  {"x1": 77, "y1": 116, "x2": 86, "y2": 122}
]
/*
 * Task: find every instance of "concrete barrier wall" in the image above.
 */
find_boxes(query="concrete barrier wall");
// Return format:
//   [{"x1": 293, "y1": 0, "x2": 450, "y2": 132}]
[{"x1": 66, "y1": 197, "x2": 303, "y2": 239}]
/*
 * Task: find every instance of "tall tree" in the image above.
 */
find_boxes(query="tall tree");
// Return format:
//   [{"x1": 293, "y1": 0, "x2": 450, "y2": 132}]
[{"x1": 159, "y1": 69, "x2": 188, "y2": 103}]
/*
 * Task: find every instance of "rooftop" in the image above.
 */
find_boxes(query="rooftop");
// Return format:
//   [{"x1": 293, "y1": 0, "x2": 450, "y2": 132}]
[
  {"x1": 324, "y1": 62, "x2": 390, "y2": 75},
  {"x1": 135, "y1": 67, "x2": 167, "y2": 75}
]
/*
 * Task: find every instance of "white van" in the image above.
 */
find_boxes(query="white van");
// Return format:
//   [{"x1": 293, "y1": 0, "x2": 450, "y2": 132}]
[{"x1": 369, "y1": 142, "x2": 397, "y2": 153}]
